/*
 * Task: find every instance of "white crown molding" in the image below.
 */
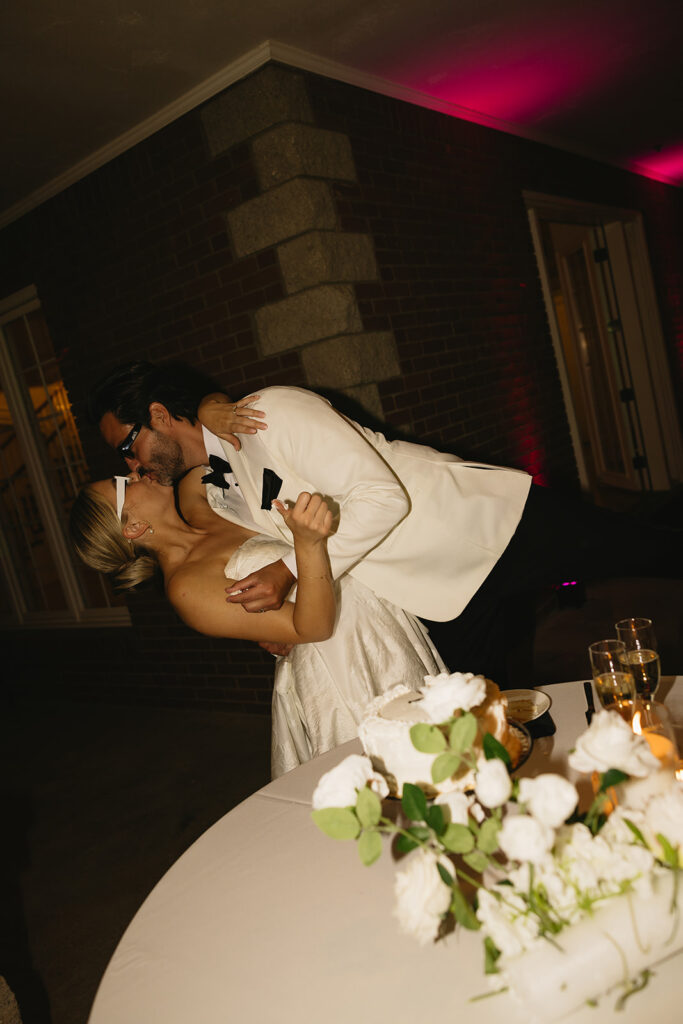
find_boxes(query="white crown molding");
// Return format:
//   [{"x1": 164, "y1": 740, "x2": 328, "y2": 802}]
[
  {"x1": 0, "y1": 39, "x2": 678, "y2": 229},
  {"x1": 0, "y1": 41, "x2": 274, "y2": 230}
]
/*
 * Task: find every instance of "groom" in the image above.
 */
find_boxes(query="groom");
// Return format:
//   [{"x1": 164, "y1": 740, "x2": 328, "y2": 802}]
[{"x1": 90, "y1": 360, "x2": 680, "y2": 683}]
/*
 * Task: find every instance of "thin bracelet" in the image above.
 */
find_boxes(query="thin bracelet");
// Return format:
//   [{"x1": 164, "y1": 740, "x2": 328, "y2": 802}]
[{"x1": 298, "y1": 574, "x2": 332, "y2": 581}]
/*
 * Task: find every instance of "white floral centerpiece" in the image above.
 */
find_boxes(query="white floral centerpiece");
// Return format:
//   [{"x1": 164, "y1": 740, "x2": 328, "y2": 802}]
[{"x1": 311, "y1": 673, "x2": 683, "y2": 1021}]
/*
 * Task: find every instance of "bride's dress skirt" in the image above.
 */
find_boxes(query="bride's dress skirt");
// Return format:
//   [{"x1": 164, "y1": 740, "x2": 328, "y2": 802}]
[{"x1": 226, "y1": 537, "x2": 446, "y2": 778}]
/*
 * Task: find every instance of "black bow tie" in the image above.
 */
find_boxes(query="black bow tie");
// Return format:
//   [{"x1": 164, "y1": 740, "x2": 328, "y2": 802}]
[
  {"x1": 260, "y1": 468, "x2": 283, "y2": 509},
  {"x1": 201, "y1": 455, "x2": 233, "y2": 490}
]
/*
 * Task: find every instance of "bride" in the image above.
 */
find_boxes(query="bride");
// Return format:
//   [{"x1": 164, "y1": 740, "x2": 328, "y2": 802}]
[{"x1": 70, "y1": 468, "x2": 445, "y2": 777}]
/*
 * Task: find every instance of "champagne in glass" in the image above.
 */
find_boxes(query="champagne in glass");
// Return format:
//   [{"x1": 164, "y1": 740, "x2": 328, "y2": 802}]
[
  {"x1": 618, "y1": 648, "x2": 660, "y2": 700},
  {"x1": 615, "y1": 617, "x2": 660, "y2": 700},
  {"x1": 588, "y1": 639, "x2": 636, "y2": 720},
  {"x1": 593, "y1": 672, "x2": 636, "y2": 720}
]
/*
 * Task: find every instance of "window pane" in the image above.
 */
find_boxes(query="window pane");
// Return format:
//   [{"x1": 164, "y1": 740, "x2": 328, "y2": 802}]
[
  {"x1": 565, "y1": 249, "x2": 627, "y2": 477},
  {"x1": 0, "y1": 305, "x2": 126, "y2": 618},
  {"x1": 0, "y1": 399, "x2": 69, "y2": 612}
]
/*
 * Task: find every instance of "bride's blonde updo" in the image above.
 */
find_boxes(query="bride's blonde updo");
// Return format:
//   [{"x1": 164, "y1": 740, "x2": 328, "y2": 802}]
[{"x1": 69, "y1": 484, "x2": 158, "y2": 591}]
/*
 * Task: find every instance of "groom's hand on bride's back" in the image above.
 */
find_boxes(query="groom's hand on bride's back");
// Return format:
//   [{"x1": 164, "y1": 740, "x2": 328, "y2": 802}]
[{"x1": 225, "y1": 559, "x2": 296, "y2": 612}]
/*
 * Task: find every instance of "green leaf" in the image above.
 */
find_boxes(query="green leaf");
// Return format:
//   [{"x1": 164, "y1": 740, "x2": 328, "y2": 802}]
[
  {"x1": 426, "y1": 803, "x2": 445, "y2": 835},
  {"x1": 311, "y1": 808, "x2": 360, "y2": 840},
  {"x1": 484, "y1": 936, "x2": 501, "y2": 974},
  {"x1": 437, "y1": 861, "x2": 455, "y2": 887},
  {"x1": 451, "y1": 884, "x2": 481, "y2": 930},
  {"x1": 410, "y1": 722, "x2": 447, "y2": 753},
  {"x1": 396, "y1": 825, "x2": 430, "y2": 853},
  {"x1": 482, "y1": 732, "x2": 510, "y2": 767},
  {"x1": 355, "y1": 786, "x2": 381, "y2": 828},
  {"x1": 450, "y1": 712, "x2": 477, "y2": 753},
  {"x1": 358, "y1": 829, "x2": 383, "y2": 866},
  {"x1": 402, "y1": 782, "x2": 428, "y2": 822},
  {"x1": 623, "y1": 817, "x2": 648, "y2": 847},
  {"x1": 656, "y1": 832, "x2": 680, "y2": 868},
  {"x1": 396, "y1": 834, "x2": 419, "y2": 853},
  {"x1": 463, "y1": 849, "x2": 490, "y2": 874},
  {"x1": 432, "y1": 752, "x2": 460, "y2": 784},
  {"x1": 477, "y1": 817, "x2": 501, "y2": 854},
  {"x1": 441, "y1": 822, "x2": 475, "y2": 854},
  {"x1": 599, "y1": 768, "x2": 629, "y2": 791}
]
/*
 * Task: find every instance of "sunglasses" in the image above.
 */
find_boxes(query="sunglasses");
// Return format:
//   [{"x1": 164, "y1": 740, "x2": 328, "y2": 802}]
[
  {"x1": 116, "y1": 423, "x2": 142, "y2": 457},
  {"x1": 115, "y1": 476, "x2": 130, "y2": 520}
]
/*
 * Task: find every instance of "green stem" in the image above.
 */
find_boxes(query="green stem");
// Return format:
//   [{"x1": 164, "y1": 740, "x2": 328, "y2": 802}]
[{"x1": 376, "y1": 818, "x2": 483, "y2": 892}]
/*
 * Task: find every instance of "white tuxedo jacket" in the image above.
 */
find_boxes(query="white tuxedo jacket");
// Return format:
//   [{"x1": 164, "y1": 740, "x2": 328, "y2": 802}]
[{"x1": 206, "y1": 386, "x2": 531, "y2": 621}]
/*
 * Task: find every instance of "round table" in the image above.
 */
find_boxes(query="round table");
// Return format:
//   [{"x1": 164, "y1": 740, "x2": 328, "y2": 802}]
[{"x1": 88, "y1": 678, "x2": 683, "y2": 1024}]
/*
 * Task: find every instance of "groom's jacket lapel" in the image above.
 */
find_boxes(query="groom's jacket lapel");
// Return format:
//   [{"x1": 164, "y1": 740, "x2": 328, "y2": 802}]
[
  {"x1": 260, "y1": 468, "x2": 283, "y2": 509},
  {"x1": 217, "y1": 437, "x2": 291, "y2": 536}
]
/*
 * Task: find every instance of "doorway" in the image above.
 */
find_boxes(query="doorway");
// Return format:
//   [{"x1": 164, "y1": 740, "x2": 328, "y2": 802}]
[{"x1": 525, "y1": 192, "x2": 683, "y2": 508}]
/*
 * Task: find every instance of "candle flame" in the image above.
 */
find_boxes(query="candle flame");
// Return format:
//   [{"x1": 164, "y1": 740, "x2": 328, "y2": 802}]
[{"x1": 632, "y1": 711, "x2": 643, "y2": 735}]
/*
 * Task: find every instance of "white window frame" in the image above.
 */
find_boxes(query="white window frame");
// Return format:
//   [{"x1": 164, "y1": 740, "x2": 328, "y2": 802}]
[{"x1": 0, "y1": 285, "x2": 130, "y2": 628}]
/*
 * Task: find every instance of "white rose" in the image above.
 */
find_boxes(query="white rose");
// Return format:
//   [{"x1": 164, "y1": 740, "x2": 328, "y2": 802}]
[
  {"x1": 643, "y1": 787, "x2": 683, "y2": 865},
  {"x1": 470, "y1": 801, "x2": 486, "y2": 823},
  {"x1": 419, "y1": 671, "x2": 487, "y2": 721},
  {"x1": 393, "y1": 848, "x2": 452, "y2": 945},
  {"x1": 600, "y1": 805, "x2": 648, "y2": 846},
  {"x1": 508, "y1": 859, "x2": 577, "y2": 920},
  {"x1": 475, "y1": 757, "x2": 512, "y2": 808},
  {"x1": 311, "y1": 754, "x2": 389, "y2": 810},
  {"x1": 518, "y1": 774, "x2": 579, "y2": 828},
  {"x1": 434, "y1": 790, "x2": 471, "y2": 825},
  {"x1": 499, "y1": 814, "x2": 555, "y2": 864},
  {"x1": 476, "y1": 887, "x2": 540, "y2": 958},
  {"x1": 568, "y1": 710, "x2": 660, "y2": 777},
  {"x1": 556, "y1": 819, "x2": 655, "y2": 897}
]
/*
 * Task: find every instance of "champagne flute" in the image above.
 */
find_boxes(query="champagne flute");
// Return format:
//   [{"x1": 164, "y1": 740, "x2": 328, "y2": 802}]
[
  {"x1": 588, "y1": 639, "x2": 636, "y2": 720},
  {"x1": 630, "y1": 700, "x2": 679, "y2": 770},
  {"x1": 615, "y1": 617, "x2": 660, "y2": 700}
]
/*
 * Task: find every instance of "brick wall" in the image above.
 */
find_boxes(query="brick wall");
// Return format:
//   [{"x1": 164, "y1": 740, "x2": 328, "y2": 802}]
[{"x1": 2, "y1": 62, "x2": 682, "y2": 713}]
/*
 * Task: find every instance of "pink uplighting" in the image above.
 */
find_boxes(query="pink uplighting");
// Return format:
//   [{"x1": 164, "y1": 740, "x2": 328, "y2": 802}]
[
  {"x1": 503, "y1": 376, "x2": 549, "y2": 486},
  {"x1": 628, "y1": 143, "x2": 683, "y2": 185},
  {"x1": 375, "y1": 7, "x2": 682, "y2": 184},
  {"x1": 385, "y1": 10, "x2": 638, "y2": 125}
]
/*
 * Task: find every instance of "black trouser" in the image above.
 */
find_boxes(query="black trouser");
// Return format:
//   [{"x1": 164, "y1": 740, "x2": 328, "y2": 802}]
[{"x1": 422, "y1": 484, "x2": 682, "y2": 687}]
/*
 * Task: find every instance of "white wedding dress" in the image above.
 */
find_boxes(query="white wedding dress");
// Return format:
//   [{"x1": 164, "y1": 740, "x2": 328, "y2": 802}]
[{"x1": 225, "y1": 537, "x2": 446, "y2": 778}]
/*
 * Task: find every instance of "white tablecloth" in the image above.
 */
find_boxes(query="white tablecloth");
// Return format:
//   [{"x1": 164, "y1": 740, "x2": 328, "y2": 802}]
[{"x1": 88, "y1": 678, "x2": 683, "y2": 1024}]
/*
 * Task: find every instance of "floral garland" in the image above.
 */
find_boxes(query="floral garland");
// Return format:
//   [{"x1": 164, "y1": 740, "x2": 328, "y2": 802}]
[{"x1": 311, "y1": 672, "x2": 683, "y2": 1018}]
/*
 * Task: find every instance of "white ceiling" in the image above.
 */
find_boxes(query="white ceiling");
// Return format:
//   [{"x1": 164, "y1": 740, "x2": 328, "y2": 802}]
[{"x1": 2, "y1": 0, "x2": 682, "y2": 225}]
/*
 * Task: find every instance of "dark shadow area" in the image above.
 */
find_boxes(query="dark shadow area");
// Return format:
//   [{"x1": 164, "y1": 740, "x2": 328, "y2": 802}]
[{"x1": 0, "y1": 789, "x2": 52, "y2": 1024}]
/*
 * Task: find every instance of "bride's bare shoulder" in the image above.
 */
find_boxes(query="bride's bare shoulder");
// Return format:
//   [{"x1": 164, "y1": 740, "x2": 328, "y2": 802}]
[{"x1": 165, "y1": 557, "x2": 214, "y2": 608}]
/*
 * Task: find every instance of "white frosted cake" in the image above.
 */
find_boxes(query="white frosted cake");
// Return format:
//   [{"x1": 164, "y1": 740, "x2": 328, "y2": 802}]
[{"x1": 358, "y1": 677, "x2": 516, "y2": 796}]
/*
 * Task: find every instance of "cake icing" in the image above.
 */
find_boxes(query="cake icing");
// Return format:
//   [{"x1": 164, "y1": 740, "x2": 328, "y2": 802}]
[{"x1": 358, "y1": 674, "x2": 515, "y2": 797}]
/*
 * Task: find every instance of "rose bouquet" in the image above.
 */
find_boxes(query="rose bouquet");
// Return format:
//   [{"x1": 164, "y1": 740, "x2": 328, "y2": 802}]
[{"x1": 311, "y1": 672, "x2": 683, "y2": 1021}]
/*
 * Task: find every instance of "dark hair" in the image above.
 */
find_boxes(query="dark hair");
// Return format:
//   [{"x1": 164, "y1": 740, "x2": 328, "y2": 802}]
[{"x1": 87, "y1": 361, "x2": 220, "y2": 427}]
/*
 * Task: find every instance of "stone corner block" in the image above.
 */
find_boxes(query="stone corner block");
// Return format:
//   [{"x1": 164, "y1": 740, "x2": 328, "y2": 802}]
[
  {"x1": 279, "y1": 231, "x2": 378, "y2": 294},
  {"x1": 201, "y1": 64, "x2": 313, "y2": 157},
  {"x1": 301, "y1": 332, "x2": 400, "y2": 389},
  {"x1": 228, "y1": 179, "x2": 336, "y2": 258},
  {"x1": 337, "y1": 383, "x2": 386, "y2": 423},
  {"x1": 255, "y1": 285, "x2": 361, "y2": 355},
  {"x1": 253, "y1": 123, "x2": 356, "y2": 189}
]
